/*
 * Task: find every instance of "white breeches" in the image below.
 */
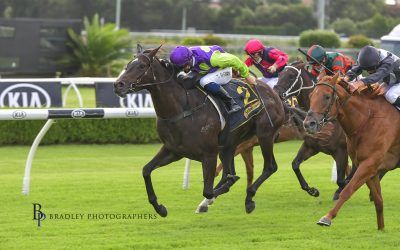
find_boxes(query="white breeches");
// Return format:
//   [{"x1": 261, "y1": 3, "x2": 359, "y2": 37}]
[
  {"x1": 199, "y1": 67, "x2": 233, "y2": 87},
  {"x1": 385, "y1": 82, "x2": 400, "y2": 104}
]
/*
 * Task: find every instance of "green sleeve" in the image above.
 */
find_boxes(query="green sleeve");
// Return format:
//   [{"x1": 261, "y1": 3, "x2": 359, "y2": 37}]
[{"x1": 210, "y1": 51, "x2": 249, "y2": 78}]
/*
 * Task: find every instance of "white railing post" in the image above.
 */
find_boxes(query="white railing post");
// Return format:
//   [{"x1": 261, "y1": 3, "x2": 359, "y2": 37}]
[
  {"x1": 182, "y1": 159, "x2": 191, "y2": 189},
  {"x1": 22, "y1": 119, "x2": 55, "y2": 195}
]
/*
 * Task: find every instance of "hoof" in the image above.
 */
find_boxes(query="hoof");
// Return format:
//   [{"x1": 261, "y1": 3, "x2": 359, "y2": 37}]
[
  {"x1": 317, "y1": 216, "x2": 331, "y2": 226},
  {"x1": 195, "y1": 206, "x2": 208, "y2": 214},
  {"x1": 245, "y1": 200, "x2": 255, "y2": 214},
  {"x1": 157, "y1": 204, "x2": 168, "y2": 217},
  {"x1": 307, "y1": 187, "x2": 320, "y2": 197},
  {"x1": 332, "y1": 191, "x2": 340, "y2": 201}
]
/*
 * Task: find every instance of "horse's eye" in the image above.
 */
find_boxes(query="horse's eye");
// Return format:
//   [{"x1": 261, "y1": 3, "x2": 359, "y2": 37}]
[
  {"x1": 324, "y1": 95, "x2": 330, "y2": 100},
  {"x1": 139, "y1": 64, "x2": 146, "y2": 70}
]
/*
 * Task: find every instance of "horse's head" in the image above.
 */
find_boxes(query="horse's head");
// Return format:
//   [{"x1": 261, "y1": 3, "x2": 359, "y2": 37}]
[
  {"x1": 303, "y1": 73, "x2": 341, "y2": 134},
  {"x1": 274, "y1": 60, "x2": 307, "y2": 99},
  {"x1": 114, "y1": 44, "x2": 163, "y2": 97}
]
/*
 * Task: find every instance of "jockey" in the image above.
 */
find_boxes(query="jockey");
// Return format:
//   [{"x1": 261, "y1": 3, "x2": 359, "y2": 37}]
[
  {"x1": 345, "y1": 45, "x2": 400, "y2": 110},
  {"x1": 306, "y1": 45, "x2": 355, "y2": 80},
  {"x1": 244, "y1": 39, "x2": 288, "y2": 89},
  {"x1": 170, "y1": 45, "x2": 256, "y2": 114}
]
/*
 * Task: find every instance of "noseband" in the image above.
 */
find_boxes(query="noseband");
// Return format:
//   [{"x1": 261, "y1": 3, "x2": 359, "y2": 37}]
[{"x1": 281, "y1": 65, "x2": 315, "y2": 98}]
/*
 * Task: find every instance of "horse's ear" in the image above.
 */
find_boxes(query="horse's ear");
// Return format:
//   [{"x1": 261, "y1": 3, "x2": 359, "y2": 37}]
[
  {"x1": 137, "y1": 44, "x2": 143, "y2": 54},
  {"x1": 332, "y1": 72, "x2": 340, "y2": 85},
  {"x1": 148, "y1": 44, "x2": 163, "y2": 59}
]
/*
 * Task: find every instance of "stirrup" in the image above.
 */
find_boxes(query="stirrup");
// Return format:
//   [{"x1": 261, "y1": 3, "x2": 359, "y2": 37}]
[{"x1": 228, "y1": 104, "x2": 241, "y2": 114}]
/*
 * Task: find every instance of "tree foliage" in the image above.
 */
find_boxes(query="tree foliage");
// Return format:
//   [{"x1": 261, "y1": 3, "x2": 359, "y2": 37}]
[
  {"x1": 1, "y1": 0, "x2": 398, "y2": 38},
  {"x1": 62, "y1": 14, "x2": 133, "y2": 77}
]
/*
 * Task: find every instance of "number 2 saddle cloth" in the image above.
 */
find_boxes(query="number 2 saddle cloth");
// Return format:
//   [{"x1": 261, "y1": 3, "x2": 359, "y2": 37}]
[{"x1": 200, "y1": 78, "x2": 264, "y2": 132}]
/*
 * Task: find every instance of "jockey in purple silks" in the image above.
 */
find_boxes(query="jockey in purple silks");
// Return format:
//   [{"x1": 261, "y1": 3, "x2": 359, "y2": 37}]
[{"x1": 170, "y1": 45, "x2": 256, "y2": 114}]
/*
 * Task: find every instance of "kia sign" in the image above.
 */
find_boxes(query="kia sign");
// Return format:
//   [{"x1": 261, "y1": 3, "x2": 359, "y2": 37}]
[
  {"x1": 95, "y1": 82, "x2": 153, "y2": 108},
  {"x1": 0, "y1": 82, "x2": 62, "y2": 108}
]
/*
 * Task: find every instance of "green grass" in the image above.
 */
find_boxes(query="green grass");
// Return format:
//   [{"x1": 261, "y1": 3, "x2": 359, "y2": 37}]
[
  {"x1": 62, "y1": 86, "x2": 96, "y2": 108},
  {"x1": 1, "y1": 141, "x2": 400, "y2": 249}
]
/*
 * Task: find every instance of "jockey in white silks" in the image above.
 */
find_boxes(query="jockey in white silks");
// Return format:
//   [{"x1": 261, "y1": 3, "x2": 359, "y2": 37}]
[
  {"x1": 244, "y1": 39, "x2": 288, "y2": 89},
  {"x1": 345, "y1": 45, "x2": 400, "y2": 111}
]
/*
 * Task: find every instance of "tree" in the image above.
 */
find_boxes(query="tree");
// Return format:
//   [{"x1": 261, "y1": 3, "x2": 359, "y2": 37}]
[
  {"x1": 331, "y1": 18, "x2": 357, "y2": 37},
  {"x1": 326, "y1": 0, "x2": 385, "y2": 23},
  {"x1": 62, "y1": 14, "x2": 133, "y2": 76}
]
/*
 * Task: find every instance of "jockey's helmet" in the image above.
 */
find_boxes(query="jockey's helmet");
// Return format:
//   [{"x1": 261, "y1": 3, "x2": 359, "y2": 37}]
[
  {"x1": 245, "y1": 39, "x2": 265, "y2": 55},
  {"x1": 170, "y1": 46, "x2": 193, "y2": 67},
  {"x1": 307, "y1": 45, "x2": 326, "y2": 65},
  {"x1": 358, "y1": 45, "x2": 380, "y2": 71}
]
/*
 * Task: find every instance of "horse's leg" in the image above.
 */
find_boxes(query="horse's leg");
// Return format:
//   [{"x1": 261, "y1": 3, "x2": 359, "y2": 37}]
[
  {"x1": 245, "y1": 134, "x2": 277, "y2": 213},
  {"x1": 143, "y1": 146, "x2": 182, "y2": 217},
  {"x1": 366, "y1": 175, "x2": 384, "y2": 230},
  {"x1": 317, "y1": 162, "x2": 375, "y2": 226},
  {"x1": 215, "y1": 138, "x2": 255, "y2": 180},
  {"x1": 291, "y1": 143, "x2": 319, "y2": 197},
  {"x1": 241, "y1": 146, "x2": 254, "y2": 188},
  {"x1": 196, "y1": 147, "x2": 238, "y2": 213},
  {"x1": 332, "y1": 148, "x2": 349, "y2": 201},
  {"x1": 214, "y1": 147, "x2": 239, "y2": 197},
  {"x1": 195, "y1": 155, "x2": 218, "y2": 214}
]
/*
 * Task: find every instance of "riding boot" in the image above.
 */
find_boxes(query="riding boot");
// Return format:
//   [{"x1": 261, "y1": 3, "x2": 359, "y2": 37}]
[
  {"x1": 204, "y1": 82, "x2": 241, "y2": 114},
  {"x1": 393, "y1": 97, "x2": 400, "y2": 110},
  {"x1": 215, "y1": 87, "x2": 241, "y2": 114}
]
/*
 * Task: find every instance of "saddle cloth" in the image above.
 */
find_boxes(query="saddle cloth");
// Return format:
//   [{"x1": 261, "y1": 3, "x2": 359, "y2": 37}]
[{"x1": 205, "y1": 79, "x2": 264, "y2": 132}]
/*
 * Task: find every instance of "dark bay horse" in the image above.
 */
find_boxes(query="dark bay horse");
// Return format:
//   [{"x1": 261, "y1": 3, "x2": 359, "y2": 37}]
[
  {"x1": 304, "y1": 74, "x2": 400, "y2": 230},
  {"x1": 273, "y1": 61, "x2": 351, "y2": 200},
  {"x1": 114, "y1": 45, "x2": 285, "y2": 216}
]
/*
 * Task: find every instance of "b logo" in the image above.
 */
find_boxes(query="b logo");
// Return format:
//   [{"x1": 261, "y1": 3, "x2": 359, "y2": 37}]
[{"x1": 33, "y1": 203, "x2": 46, "y2": 227}]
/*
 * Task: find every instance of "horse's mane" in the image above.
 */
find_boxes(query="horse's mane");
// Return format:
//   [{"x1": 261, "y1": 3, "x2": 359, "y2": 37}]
[
  {"x1": 289, "y1": 58, "x2": 305, "y2": 67},
  {"x1": 319, "y1": 75, "x2": 385, "y2": 100}
]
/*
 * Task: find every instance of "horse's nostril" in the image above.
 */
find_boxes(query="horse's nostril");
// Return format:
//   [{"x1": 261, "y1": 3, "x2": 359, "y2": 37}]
[
  {"x1": 116, "y1": 81, "x2": 124, "y2": 88},
  {"x1": 309, "y1": 121, "x2": 317, "y2": 128}
]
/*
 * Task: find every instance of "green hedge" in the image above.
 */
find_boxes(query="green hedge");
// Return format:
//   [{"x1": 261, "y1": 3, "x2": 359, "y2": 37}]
[
  {"x1": 0, "y1": 119, "x2": 159, "y2": 145},
  {"x1": 299, "y1": 29, "x2": 341, "y2": 48},
  {"x1": 202, "y1": 34, "x2": 227, "y2": 46},
  {"x1": 347, "y1": 34, "x2": 374, "y2": 48},
  {"x1": 181, "y1": 37, "x2": 205, "y2": 46}
]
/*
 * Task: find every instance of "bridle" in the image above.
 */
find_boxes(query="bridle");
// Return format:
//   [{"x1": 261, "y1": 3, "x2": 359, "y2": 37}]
[
  {"x1": 281, "y1": 65, "x2": 315, "y2": 98},
  {"x1": 124, "y1": 53, "x2": 175, "y2": 92},
  {"x1": 310, "y1": 82, "x2": 340, "y2": 127}
]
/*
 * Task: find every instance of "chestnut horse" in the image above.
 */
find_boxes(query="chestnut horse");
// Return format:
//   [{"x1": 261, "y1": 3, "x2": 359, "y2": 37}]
[
  {"x1": 114, "y1": 45, "x2": 285, "y2": 216},
  {"x1": 304, "y1": 74, "x2": 400, "y2": 230}
]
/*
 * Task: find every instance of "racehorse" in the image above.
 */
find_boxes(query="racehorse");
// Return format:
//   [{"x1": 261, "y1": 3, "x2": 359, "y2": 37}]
[
  {"x1": 114, "y1": 45, "x2": 285, "y2": 216},
  {"x1": 273, "y1": 60, "x2": 351, "y2": 200},
  {"x1": 303, "y1": 74, "x2": 400, "y2": 230}
]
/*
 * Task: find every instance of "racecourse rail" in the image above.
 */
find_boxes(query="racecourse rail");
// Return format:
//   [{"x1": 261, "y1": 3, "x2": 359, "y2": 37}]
[{"x1": 0, "y1": 107, "x2": 192, "y2": 195}]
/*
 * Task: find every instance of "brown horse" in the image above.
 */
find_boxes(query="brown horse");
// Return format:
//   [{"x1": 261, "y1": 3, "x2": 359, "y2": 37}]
[
  {"x1": 303, "y1": 74, "x2": 400, "y2": 230},
  {"x1": 114, "y1": 45, "x2": 285, "y2": 216}
]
